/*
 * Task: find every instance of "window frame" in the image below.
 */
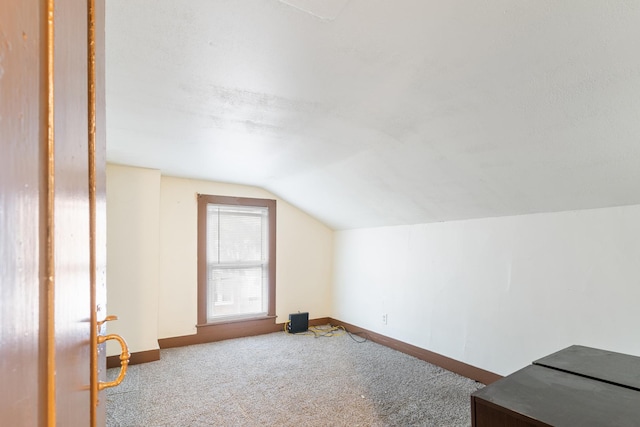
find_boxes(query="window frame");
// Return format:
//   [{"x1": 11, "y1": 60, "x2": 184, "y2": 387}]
[{"x1": 197, "y1": 194, "x2": 276, "y2": 327}]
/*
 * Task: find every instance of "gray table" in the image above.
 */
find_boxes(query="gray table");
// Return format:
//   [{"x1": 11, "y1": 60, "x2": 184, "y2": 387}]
[{"x1": 471, "y1": 346, "x2": 640, "y2": 426}]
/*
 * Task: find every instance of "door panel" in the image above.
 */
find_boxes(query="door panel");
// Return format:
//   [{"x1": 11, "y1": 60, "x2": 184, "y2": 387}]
[
  {"x1": 0, "y1": 0, "x2": 45, "y2": 424},
  {"x1": 54, "y1": 0, "x2": 91, "y2": 424}
]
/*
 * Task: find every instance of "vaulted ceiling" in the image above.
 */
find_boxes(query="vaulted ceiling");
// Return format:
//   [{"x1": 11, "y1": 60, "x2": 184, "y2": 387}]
[{"x1": 106, "y1": 0, "x2": 640, "y2": 230}]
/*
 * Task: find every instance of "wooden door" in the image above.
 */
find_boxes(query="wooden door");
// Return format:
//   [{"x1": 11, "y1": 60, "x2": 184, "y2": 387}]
[
  {"x1": 0, "y1": 0, "x2": 45, "y2": 424},
  {"x1": 0, "y1": 0, "x2": 108, "y2": 425}
]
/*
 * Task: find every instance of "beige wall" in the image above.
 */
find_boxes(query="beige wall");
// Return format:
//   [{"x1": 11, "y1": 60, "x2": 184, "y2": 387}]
[
  {"x1": 106, "y1": 164, "x2": 161, "y2": 356},
  {"x1": 158, "y1": 175, "x2": 334, "y2": 339},
  {"x1": 107, "y1": 164, "x2": 334, "y2": 354}
]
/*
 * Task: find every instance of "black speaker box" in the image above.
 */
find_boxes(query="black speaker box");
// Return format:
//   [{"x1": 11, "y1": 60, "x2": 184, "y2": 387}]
[{"x1": 288, "y1": 312, "x2": 309, "y2": 334}]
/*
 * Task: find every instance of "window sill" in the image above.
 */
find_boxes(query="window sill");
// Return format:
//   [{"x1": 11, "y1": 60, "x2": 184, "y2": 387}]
[
  {"x1": 193, "y1": 315, "x2": 281, "y2": 344},
  {"x1": 196, "y1": 315, "x2": 277, "y2": 328}
]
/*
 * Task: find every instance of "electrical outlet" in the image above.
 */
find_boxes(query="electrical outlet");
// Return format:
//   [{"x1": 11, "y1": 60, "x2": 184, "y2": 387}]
[{"x1": 382, "y1": 313, "x2": 388, "y2": 325}]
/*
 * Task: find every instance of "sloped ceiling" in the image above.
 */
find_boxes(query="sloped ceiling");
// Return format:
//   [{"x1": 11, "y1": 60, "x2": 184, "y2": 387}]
[{"x1": 106, "y1": 0, "x2": 640, "y2": 230}]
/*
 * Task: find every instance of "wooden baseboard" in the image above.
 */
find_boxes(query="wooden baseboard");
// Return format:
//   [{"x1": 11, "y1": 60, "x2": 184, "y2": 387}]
[
  {"x1": 159, "y1": 316, "x2": 281, "y2": 349},
  {"x1": 307, "y1": 317, "x2": 333, "y2": 327},
  {"x1": 329, "y1": 318, "x2": 502, "y2": 385},
  {"x1": 107, "y1": 348, "x2": 160, "y2": 369},
  {"x1": 158, "y1": 316, "x2": 334, "y2": 349}
]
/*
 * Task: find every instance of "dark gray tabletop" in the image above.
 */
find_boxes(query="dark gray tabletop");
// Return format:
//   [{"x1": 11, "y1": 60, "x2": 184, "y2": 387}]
[
  {"x1": 472, "y1": 364, "x2": 640, "y2": 427},
  {"x1": 533, "y1": 345, "x2": 640, "y2": 391}
]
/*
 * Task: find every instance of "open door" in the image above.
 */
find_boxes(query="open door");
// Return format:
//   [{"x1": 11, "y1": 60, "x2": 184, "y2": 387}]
[{"x1": 0, "y1": 1, "x2": 125, "y2": 425}]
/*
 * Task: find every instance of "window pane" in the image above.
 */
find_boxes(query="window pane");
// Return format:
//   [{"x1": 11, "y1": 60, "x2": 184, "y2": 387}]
[
  {"x1": 205, "y1": 203, "x2": 269, "y2": 321},
  {"x1": 218, "y1": 210, "x2": 264, "y2": 263},
  {"x1": 207, "y1": 266, "x2": 267, "y2": 320},
  {"x1": 206, "y1": 205, "x2": 268, "y2": 265}
]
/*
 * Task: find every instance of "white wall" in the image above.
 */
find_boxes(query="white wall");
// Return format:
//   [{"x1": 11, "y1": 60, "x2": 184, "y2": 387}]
[
  {"x1": 158, "y1": 176, "x2": 333, "y2": 339},
  {"x1": 106, "y1": 164, "x2": 161, "y2": 356},
  {"x1": 333, "y1": 204, "x2": 640, "y2": 376}
]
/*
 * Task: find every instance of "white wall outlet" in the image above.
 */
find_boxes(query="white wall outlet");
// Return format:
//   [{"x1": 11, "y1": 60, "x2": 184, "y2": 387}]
[{"x1": 382, "y1": 313, "x2": 388, "y2": 325}]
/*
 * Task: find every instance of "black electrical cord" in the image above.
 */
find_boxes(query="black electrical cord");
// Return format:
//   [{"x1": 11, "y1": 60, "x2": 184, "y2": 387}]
[{"x1": 345, "y1": 329, "x2": 368, "y2": 343}]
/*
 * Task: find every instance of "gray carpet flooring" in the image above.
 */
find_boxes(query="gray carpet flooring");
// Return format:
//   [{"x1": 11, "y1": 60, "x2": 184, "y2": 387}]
[{"x1": 106, "y1": 329, "x2": 483, "y2": 426}]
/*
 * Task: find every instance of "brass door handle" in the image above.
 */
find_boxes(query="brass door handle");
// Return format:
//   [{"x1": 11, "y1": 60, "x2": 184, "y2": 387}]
[
  {"x1": 97, "y1": 333, "x2": 130, "y2": 390},
  {"x1": 95, "y1": 315, "x2": 130, "y2": 390},
  {"x1": 97, "y1": 314, "x2": 118, "y2": 327}
]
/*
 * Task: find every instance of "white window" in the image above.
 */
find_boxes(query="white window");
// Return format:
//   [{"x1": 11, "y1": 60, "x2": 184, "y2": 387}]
[{"x1": 198, "y1": 195, "x2": 276, "y2": 324}]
